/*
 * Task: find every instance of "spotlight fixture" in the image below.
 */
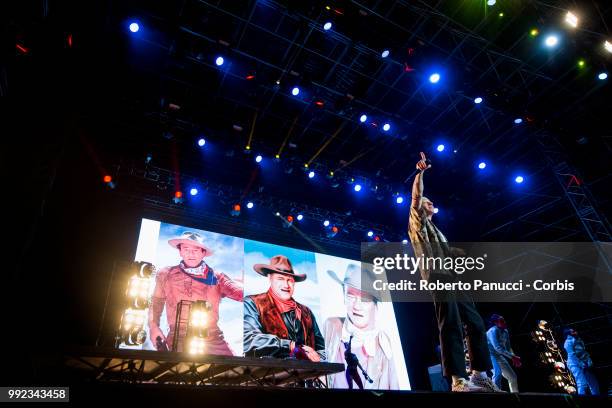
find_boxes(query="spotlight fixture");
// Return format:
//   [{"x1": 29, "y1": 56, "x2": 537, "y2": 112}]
[
  {"x1": 565, "y1": 11, "x2": 578, "y2": 28},
  {"x1": 545, "y1": 35, "x2": 559, "y2": 48}
]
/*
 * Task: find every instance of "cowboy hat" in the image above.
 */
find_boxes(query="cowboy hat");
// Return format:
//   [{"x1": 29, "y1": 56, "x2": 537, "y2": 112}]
[
  {"x1": 253, "y1": 255, "x2": 306, "y2": 282},
  {"x1": 168, "y1": 231, "x2": 214, "y2": 257},
  {"x1": 327, "y1": 263, "x2": 380, "y2": 301}
]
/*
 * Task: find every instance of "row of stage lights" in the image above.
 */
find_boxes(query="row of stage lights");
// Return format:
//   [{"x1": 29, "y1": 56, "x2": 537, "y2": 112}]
[
  {"x1": 102, "y1": 133, "x2": 527, "y2": 242},
  {"x1": 531, "y1": 320, "x2": 576, "y2": 394},
  {"x1": 125, "y1": 5, "x2": 609, "y2": 146},
  {"x1": 117, "y1": 262, "x2": 155, "y2": 347},
  {"x1": 115, "y1": 260, "x2": 211, "y2": 354},
  {"x1": 126, "y1": 22, "x2": 589, "y2": 132}
]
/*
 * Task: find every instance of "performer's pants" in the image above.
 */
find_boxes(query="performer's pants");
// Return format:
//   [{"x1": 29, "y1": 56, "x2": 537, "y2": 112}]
[
  {"x1": 168, "y1": 327, "x2": 234, "y2": 355},
  {"x1": 430, "y1": 275, "x2": 491, "y2": 378},
  {"x1": 491, "y1": 354, "x2": 518, "y2": 392},
  {"x1": 346, "y1": 368, "x2": 364, "y2": 390},
  {"x1": 568, "y1": 364, "x2": 600, "y2": 395}
]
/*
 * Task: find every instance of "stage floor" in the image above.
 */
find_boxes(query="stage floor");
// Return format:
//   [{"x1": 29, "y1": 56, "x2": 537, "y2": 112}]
[{"x1": 63, "y1": 382, "x2": 608, "y2": 407}]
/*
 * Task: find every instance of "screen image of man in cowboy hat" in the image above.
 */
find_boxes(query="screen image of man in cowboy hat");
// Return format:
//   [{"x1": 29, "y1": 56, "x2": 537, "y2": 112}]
[
  {"x1": 324, "y1": 264, "x2": 399, "y2": 389},
  {"x1": 243, "y1": 255, "x2": 326, "y2": 361},
  {"x1": 148, "y1": 231, "x2": 243, "y2": 354}
]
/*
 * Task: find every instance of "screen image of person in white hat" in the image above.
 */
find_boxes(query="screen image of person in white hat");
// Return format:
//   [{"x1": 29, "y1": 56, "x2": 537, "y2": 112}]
[
  {"x1": 148, "y1": 231, "x2": 243, "y2": 354},
  {"x1": 243, "y1": 255, "x2": 326, "y2": 361},
  {"x1": 324, "y1": 264, "x2": 399, "y2": 389}
]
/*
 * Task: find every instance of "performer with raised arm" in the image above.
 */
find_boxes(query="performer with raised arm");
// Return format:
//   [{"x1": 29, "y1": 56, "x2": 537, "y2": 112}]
[{"x1": 408, "y1": 152, "x2": 499, "y2": 392}]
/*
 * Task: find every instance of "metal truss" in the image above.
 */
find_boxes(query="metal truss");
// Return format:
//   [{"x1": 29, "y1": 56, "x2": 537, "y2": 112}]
[
  {"x1": 111, "y1": 161, "x2": 401, "y2": 251},
  {"x1": 113, "y1": 1, "x2": 609, "y2": 244},
  {"x1": 64, "y1": 348, "x2": 342, "y2": 387}
]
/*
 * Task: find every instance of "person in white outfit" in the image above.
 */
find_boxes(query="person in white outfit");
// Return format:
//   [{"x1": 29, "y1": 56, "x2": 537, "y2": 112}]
[{"x1": 486, "y1": 314, "x2": 521, "y2": 393}]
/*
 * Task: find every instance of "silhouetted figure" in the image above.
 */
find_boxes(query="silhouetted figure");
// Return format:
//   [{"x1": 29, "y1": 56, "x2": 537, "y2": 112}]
[{"x1": 343, "y1": 335, "x2": 373, "y2": 390}]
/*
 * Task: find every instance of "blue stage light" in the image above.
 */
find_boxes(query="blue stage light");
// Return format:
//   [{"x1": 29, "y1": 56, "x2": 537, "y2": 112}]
[
  {"x1": 354, "y1": 184, "x2": 362, "y2": 192},
  {"x1": 323, "y1": 22, "x2": 332, "y2": 31},
  {"x1": 383, "y1": 123, "x2": 391, "y2": 131},
  {"x1": 190, "y1": 188, "x2": 198, "y2": 196},
  {"x1": 308, "y1": 171, "x2": 315, "y2": 179},
  {"x1": 198, "y1": 138, "x2": 206, "y2": 147},
  {"x1": 515, "y1": 176, "x2": 524, "y2": 184},
  {"x1": 255, "y1": 155, "x2": 263, "y2": 163},
  {"x1": 360, "y1": 114, "x2": 368, "y2": 123},
  {"x1": 215, "y1": 56, "x2": 224, "y2": 66},
  {"x1": 247, "y1": 201, "x2": 254, "y2": 209},
  {"x1": 129, "y1": 22, "x2": 140, "y2": 33},
  {"x1": 474, "y1": 97, "x2": 483, "y2": 104},
  {"x1": 429, "y1": 73, "x2": 440, "y2": 83},
  {"x1": 292, "y1": 87, "x2": 300, "y2": 96},
  {"x1": 545, "y1": 35, "x2": 559, "y2": 48},
  {"x1": 478, "y1": 162, "x2": 487, "y2": 169},
  {"x1": 437, "y1": 144, "x2": 445, "y2": 152},
  {"x1": 297, "y1": 214, "x2": 304, "y2": 221}
]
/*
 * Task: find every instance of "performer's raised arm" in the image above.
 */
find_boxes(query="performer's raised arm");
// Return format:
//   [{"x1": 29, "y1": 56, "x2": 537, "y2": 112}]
[{"x1": 411, "y1": 151, "x2": 430, "y2": 210}]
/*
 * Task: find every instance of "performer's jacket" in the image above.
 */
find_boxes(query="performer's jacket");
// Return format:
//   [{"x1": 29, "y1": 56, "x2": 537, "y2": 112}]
[
  {"x1": 243, "y1": 292, "x2": 326, "y2": 360},
  {"x1": 564, "y1": 335, "x2": 593, "y2": 369}
]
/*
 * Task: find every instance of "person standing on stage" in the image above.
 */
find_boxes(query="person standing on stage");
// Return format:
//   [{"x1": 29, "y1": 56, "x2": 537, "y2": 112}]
[
  {"x1": 408, "y1": 152, "x2": 499, "y2": 392},
  {"x1": 148, "y1": 231, "x2": 243, "y2": 354},
  {"x1": 487, "y1": 314, "x2": 521, "y2": 392},
  {"x1": 564, "y1": 328, "x2": 600, "y2": 395}
]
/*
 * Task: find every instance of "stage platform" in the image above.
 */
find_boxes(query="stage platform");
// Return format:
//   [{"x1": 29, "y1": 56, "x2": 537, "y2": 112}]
[
  {"x1": 62, "y1": 382, "x2": 609, "y2": 407},
  {"x1": 63, "y1": 347, "x2": 344, "y2": 387},
  {"x1": 56, "y1": 348, "x2": 609, "y2": 407}
]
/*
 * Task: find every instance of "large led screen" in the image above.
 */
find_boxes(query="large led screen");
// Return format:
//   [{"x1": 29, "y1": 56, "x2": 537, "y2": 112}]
[{"x1": 128, "y1": 218, "x2": 410, "y2": 390}]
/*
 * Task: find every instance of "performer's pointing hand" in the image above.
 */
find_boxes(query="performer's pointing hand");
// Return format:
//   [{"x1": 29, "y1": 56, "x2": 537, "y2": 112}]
[{"x1": 416, "y1": 152, "x2": 431, "y2": 171}]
